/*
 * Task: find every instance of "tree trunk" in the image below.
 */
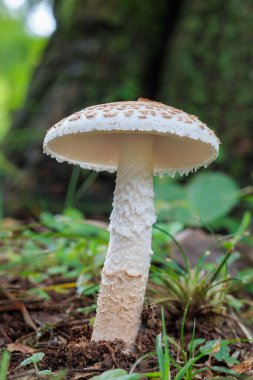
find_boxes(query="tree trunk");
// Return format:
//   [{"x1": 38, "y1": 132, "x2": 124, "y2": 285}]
[
  {"x1": 3, "y1": 0, "x2": 253, "y2": 216},
  {"x1": 159, "y1": 0, "x2": 253, "y2": 184},
  {"x1": 3, "y1": 0, "x2": 183, "y2": 217}
]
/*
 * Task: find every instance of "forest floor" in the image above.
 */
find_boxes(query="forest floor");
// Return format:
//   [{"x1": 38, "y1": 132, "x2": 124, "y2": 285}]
[
  {"x1": 1, "y1": 281, "x2": 252, "y2": 380},
  {"x1": 0, "y1": 215, "x2": 253, "y2": 379}
]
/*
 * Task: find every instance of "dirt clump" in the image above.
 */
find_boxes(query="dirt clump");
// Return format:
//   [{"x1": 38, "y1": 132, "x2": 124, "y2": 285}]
[{"x1": 43, "y1": 303, "x2": 161, "y2": 373}]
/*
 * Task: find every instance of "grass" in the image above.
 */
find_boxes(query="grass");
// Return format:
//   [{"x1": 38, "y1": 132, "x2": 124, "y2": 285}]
[
  {"x1": 0, "y1": 209, "x2": 107, "y2": 299},
  {"x1": 90, "y1": 306, "x2": 251, "y2": 379},
  {"x1": 150, "y1": 213, "x2": 253, "y2": 320},
  {"x1": 0, "y1": 210, "x2": 253, "y2": 379},
  {"x1": 0, "y1": 351, "x2": 10, "y2": 380}
]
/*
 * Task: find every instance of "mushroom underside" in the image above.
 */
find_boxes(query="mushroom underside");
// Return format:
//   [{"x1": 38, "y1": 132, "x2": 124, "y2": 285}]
[{"x1": 46, "y1": 132, "x2": 216, "y2": 176}]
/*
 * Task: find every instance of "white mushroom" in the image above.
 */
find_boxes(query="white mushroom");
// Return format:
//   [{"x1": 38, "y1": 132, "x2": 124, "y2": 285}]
[{"x1": 43, "y1": 98, "x2": 220, "y2": 348}]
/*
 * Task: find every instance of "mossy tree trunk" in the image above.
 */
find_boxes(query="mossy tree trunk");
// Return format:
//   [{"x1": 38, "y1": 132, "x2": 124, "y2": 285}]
[{"x1": 159, "y1": 0, "x2": 253, "y2": 183}]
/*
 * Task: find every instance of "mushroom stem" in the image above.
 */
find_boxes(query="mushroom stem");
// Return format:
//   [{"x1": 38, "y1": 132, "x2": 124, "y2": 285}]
[{"x1": 92, "y1": 134, "x2": 156, "y2": 347}]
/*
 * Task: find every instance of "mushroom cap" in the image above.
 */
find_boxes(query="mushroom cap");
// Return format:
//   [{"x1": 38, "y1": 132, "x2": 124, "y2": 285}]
[{"x1": 43, "y1": 99, "x2": 220, "y2": 176}]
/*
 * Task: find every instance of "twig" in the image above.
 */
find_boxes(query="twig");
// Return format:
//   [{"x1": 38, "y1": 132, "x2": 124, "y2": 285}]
[
  {"x1": 8, "y1": 370, "x2": 38, "y2": 379},
  {"x1": 0, "y1": 326, "x2": 12, "y2": 343},
  {"x1": 1, "y1": 289, "x2": 37, "y2": 331},
  {"x1": 100, "y1": 342, "x2": 120, "y2": 367}
]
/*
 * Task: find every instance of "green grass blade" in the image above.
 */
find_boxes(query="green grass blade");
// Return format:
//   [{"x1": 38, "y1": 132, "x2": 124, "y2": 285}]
[
  {"x1": 155, "y1": 334, "x2": 164, "y2": 376},
  {"x1": 160, "y1": 274, "x2": 187, "y2": 299},
  {"x1": 129, "y1": 352, "x2": 155, "y2": 374},
  {"x1": 189, "y1": 318, "x2": 196, "y2": 359},
  {"x1": 0, "y1": 351, "x2": 10, "y2": 380},
  {"x1": 208, "y1": 251, "x2": 232, "y2": 285},
  {"x1": 174, "y1": 353, "x2": 207, "y2": 380},
  {"x1": 232, "y1": 211, "x2": 251, "y2": 245},
  {"x1": 154, "y1": 224, "x2": 190, "y2": 272},
  {"x1": 180, "y1": 300, "x2": 191, "y2": 364},
  {"x1": 205, "y1": 277, "x2": 243, "y2": 293},
  {"x1": 65, "y1": 166, "x2": 81, "y2": 209},
  {"x1": 161, "y1": 307, "x2": 170, "y2": 380},
  {"x1": 75, "y1": 171, "x2": 98, "y2": 202},
  {"x1": 210, "y1": 366, "x2": 243, "y2": 378},
  {"x1": 143, "y1": 372, "x2": 161, "y2": 378}
]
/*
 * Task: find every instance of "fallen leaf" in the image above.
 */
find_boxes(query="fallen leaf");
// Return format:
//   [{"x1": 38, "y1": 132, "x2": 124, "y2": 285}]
[
  {"x1": 7, "y1": 343, "x2": 36, "y2": 354},
  {"x1": 31, "y1": 311, "x2": 62, "y2": 325},
  {"x1": 232, "y1": 357, "x2": 253, "y2": 374},
  {"x1": 204, "y1": 369, "x2": 213, "y2": 378},
  {"x1": 211, "y1": 340, "x2": 221, "y2": 354}
]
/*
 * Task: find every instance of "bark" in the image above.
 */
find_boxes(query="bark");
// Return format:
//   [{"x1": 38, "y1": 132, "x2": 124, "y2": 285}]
[{"x1": 159, "y1": 0, "x2": 253, "y2": 184}]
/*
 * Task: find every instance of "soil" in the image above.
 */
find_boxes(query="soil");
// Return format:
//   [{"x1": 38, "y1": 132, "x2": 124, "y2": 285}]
[{"x1": 0, "y1": 277, "x2": 252, "y2": 379}]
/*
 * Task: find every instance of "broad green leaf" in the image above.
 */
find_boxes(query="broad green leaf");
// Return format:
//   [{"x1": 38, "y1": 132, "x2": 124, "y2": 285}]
[
  {"x1": 155, "y1": 183, "x2": 193, "y2": 225},
  {"x1": 213, "y1": 343, "x2": 239, "y2": 365},
  {"x1": 200, "y1": 340, "x2": 239, "y2": 366},
  {"x1": 187, "y1": 172, "x2": 239, "y2": 224}
]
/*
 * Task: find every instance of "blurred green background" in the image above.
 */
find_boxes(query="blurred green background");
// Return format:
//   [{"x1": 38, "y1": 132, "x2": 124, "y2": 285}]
[{"x1": 0, "y1": 0, "x2": 252, "y2": 232}]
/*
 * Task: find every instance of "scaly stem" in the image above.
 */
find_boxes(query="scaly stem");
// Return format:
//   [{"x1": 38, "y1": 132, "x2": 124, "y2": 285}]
[{"x1": 92, "y1": 134, "x2": 156, "y2": 347}]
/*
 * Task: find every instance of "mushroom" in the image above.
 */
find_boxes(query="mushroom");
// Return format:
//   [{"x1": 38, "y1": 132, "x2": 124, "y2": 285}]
[{"x1": 43, "y1": 98, "x2": 220, "y2": 348}]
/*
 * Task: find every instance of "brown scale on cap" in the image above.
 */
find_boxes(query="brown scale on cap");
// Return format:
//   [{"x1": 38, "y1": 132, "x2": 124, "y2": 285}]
[
  {"x1": 139, "y1": 110, "x2": 149, "y2": 116},
  {"x1": 86, "y1": 113, "x2": 97, "y2": 119},
  {"x1": 103, "y1": 111, "x2": 119, "y2": 117},
  {"x1": 48, "y1": 100, "x2": 209, "y2": 134},
  {"x1": 138, "y1": 97, "x2": 163, "y2": 106},
  {"x1": 161, "y1": 113, "x2": 172, "y2": 119},
  {"x1": 69, "y1": 114, "x2": 81, "y2": 121},
  {"x1": 124, "y1": 110, "x2": 134, "y2": 117}
]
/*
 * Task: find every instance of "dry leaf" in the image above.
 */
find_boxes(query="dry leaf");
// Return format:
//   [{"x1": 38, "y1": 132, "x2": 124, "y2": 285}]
[
  {"x1": 205, "y1": 369, "x2": 213, "y2": 378},
  {"x1": 232, "y1": 357, "x2": 253, "y2": 374},
  {"x1": 7, "y1": 343, "x2": 36, "y2": 354},
  {"x1": 211, "y1": 340, "x2": 221, "y2": 354}
]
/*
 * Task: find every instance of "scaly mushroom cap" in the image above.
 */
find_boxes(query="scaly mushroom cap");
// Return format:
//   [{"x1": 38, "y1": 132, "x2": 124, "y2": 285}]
[{"x1": 43, "y1": 99, "x2": 220, "y2": 176}]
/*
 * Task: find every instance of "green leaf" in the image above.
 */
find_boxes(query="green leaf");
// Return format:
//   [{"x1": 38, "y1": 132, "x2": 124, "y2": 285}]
[
  {"x1": 155, "y1": 172, "x2": 240, "y2": 226},
  {"x1": 213, "y1": 343, "x2": 239, "y2": 365},
  {"x1": 0, "y1": 16, "x2": 46, "y2": 141},
  {"x1": 63, "y1": 207, "x2": 84, "y2": 219},
  {"x1": 187, "y1": 172, "x2": 239, "y2": 224},
  {"x1": 187, "y1": 338, "x2": 206, "y2": 353},
  {"x1": 200, "y1": 340, "x2": 218, "y2": 355},
  {"x1": 155, "y1": 180, "x2": 194, "y2": 225},
  {"x1": 155, "y1": 334, "x2": 164, "y2": 375},
  {"x1": 210, "y1": 365, "x2": 242, "y2": 377},
  {"x1": 20, "y1": 352, "x2": 45, "y2": 367},
  {"x1": 38, "y1": 369, "x2": 53, "y2": 375},
  {"x1": 90, "y1": 369, "x2": 140, "y2": 379},
  {"x1": 200, "y1": 340, "x2": 239, "y2": 366}
]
